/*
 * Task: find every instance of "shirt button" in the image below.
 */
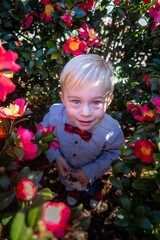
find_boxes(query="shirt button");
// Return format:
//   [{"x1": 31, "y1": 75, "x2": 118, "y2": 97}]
[
  {"x1": 74, "y1": 141, "x2": 78, "y2": 144},
  {"x1": 73, "y1": 154, "x2": 77, "y2": 157}
]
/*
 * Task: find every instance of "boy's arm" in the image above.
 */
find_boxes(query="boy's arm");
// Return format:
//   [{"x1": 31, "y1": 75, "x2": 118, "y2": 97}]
[
  {"x1": 81, "y1": 129, "x2": 125, "y2": 185},
  {"x1": 41, "y1": 104, "x2": 63, "y2": 164}
]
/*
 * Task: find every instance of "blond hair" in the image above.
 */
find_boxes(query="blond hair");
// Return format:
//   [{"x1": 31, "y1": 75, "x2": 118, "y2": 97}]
[{"x1": 60, "y1": 54, "x2": 114, "y2": 98}]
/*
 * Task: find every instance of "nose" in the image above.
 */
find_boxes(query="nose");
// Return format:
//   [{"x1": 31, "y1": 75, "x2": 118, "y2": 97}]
[{"x1": 80, "y1": 104, "x2": 92, "y2": 117}]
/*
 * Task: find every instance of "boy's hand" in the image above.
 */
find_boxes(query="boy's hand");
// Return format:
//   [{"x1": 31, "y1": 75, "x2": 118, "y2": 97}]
[
  {"x1": 72, "y1": 169, "x2": 89, "y2": 186},
  {"x1": 55, "y1": 156, "x2": 71, "y2": 177}
]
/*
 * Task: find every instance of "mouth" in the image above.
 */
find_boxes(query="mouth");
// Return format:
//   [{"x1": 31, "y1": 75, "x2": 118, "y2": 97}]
[{"x1": 78, "y1": 120, "x2": 93, "y2": 126}]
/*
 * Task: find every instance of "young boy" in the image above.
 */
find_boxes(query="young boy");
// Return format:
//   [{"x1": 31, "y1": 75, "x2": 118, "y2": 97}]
[{"x1": 42, "y1": 54, "x2": 125, "y2": 208}]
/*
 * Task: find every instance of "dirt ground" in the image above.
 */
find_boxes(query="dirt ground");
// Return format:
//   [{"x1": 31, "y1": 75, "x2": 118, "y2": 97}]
[{"x1": 21, "y1": 155, "x2": 129, "y2": 240}]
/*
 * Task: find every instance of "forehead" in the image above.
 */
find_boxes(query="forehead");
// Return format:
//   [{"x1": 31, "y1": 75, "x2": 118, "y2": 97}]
[{"x1": 64, "y1": 81, "x2": 107, "y2": 98}]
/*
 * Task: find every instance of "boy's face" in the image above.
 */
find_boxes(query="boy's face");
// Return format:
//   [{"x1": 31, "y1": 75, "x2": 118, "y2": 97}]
[{"x1": 59, "y1": 82, "x2": 112, "y2": 131}]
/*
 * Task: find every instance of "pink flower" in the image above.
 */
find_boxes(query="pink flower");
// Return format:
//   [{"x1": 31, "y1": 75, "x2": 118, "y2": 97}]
[
  {"x1": 149, "y1": 0, "x2": 160, "y2": 24},
  {"x1": 115, "y1": 0, "x2": 120, "y2": 4},
  {"x1": 151, "y1": 97, "x2": 160, "y2": 113},
  {"x1": 16, "y1": 179, "x2": 36, "y2": 201},
  {"x1": 40, "y1": 0, "x2": 60, "y2": 22},
  {"x1": 134, "y1": 104, "x2": 157, "y2": 123},
  {"x1": 78, "y1": 0, "x2": 95, "y2": 13},
  {"x1": 79, "y1": 23, "x2": 101, "y2": 48},
  {"x1": 63, "y1": 36, "x2": 88, "y2": 56},
  {"x1": 36, "y1": 123, "x2": 55, "y2": 136},
  {"x1": 61, "y1": 14, "x2": 72, "y2": 27},
  {"x1": 0, "y1": 73, "x2": 15, "y2": 102},
  {"x1": 41, "y1": 201, "x2": 70, "y2": 239},
  {"x1": 151, "y1": 21, "x2": 160, "y2": 31},
  {"x1": 143, "y1": 0, "x2": 151, "y2": 4},
  {"x1": 127, "y1": 102, "x2": 140, "y2": 116},
  {"x1": 49, "y1": 139, "x2": 60, "y2": 151},
  {"x1": 16, "y1": 126, "x2": 38, "y2": 160},
  {"x1": 0, "y1": 40, "x2": 21, "y2": 72},
  {"x1": 21, "y1": 11, "x2": 38, "y2": 28},
  {"x1": 0, "y1": 99, "x2": 28, "y2": 119},
  {"x1": 134, "y1": 139, "x2": 157, "y2": 163}
]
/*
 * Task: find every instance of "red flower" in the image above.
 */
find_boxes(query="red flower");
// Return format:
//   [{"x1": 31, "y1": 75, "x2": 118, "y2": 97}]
[
  {"x1": 79, "y1": 23, "x2": 101, "y2": 48},
  {"x1": 61, "y1": 14, "x2": 72, "y2": 27},
  {"x1": 36, "y1": 123, "x2": 55, "y2": 136},
  {"x1": 143, "y1": 0, "x2": 151, "y2": 4},
  {"x1": 0, "y1": 122, "x2": 6, "y2": 139},
  {"x1": 40, "y1": 0, "x2": 60, "y2": 22},
  {"x1": 115, "y1": 0, "x2": 120, "y2": 4},
  {"x1": 21, "y1": 11, "x2": 38, "y2": 28},
  {"x1": 78, "y1": 0, "x2": 95, "y2": 13},
  {"x1": 49, "y1": 139, "x2": 59, "y2": 151},
  {"x1": 0, "y1": 40, "x2": 20, "y2": 72},
  {"x1": 16, "y1": 126, "x2": 38, "y2": 160},
  {"x1": 149, "y1": 0, "x2": 160, "y2": 24},
  {"x1": 143, "y1": 74, "x2": 152, "y2": 86},
  {"x1": 151, "y1": 97, "x2": 160, "y2": 113},
  {"x1": 16, "y1": 179, "x2": 36, "y2": 201},
  {"x1": 41, "y1": 201, "x2": 70, "y2": 239},
  {"x1": 63, "y1": 36, "x2": 88, "y2": 56},
  {"x1": 134, "y1": 104, "x2": 157, "y2": 123},
  {"x1": 0, "y1": 73, "x2": 15, "y2": 102},
  {"x1": 134, "y1": 139, "x2": 157, "y2": 163},
  {"x1": 127, "y1": 102, "x2": 140, "y2": 116},
  {"x1": 0, "y1": 99, "x2": 28, "y2": 119}
]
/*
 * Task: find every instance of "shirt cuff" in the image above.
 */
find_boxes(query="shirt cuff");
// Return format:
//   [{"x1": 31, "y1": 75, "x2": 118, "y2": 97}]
[{"x1": 46, "y1": 148, "x2": 62, "y2": 164}]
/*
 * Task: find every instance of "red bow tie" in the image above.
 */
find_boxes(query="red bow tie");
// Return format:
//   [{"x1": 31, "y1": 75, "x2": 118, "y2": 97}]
[{"x1": 64, "y1": 123, "x2": 92, "y2": 142}]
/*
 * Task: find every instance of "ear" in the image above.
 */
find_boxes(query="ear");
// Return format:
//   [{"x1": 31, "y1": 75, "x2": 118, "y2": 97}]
[
  {"x1": 59, "y1": 91, "x2": 65, "y2": 105},
  {"x1": 107, "y1": 95, "x2": 114, "y2": 108}
]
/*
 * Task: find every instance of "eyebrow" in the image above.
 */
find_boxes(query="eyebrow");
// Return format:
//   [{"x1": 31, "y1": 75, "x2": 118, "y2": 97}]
[{"x1": 68, "y1": 96, "x2": 106, "y2": 99}]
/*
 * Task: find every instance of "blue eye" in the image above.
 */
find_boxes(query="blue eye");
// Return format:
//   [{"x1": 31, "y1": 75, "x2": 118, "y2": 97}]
[
  {"x1": 92, "y1": 101, "x2": 100, "y2": 105},
  {"x1": 73, "y1": 100, "x2": 80, "y2": 104}
]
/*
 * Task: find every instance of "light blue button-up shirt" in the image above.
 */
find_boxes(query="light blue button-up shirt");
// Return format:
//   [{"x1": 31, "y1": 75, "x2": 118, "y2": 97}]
[{"x1": 42, "y1": 104, "x2": 125, "y2": 191}]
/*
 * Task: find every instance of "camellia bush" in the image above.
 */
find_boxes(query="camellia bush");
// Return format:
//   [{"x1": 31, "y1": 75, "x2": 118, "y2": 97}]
[{"x1": 0, "y1": 0, "x2": 160, "y2": 239}]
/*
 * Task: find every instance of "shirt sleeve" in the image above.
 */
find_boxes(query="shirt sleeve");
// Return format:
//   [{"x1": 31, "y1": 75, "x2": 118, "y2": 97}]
[
  {"x1": 41, "y1": 105, "x2": 63, "y2": 164},
  {"x1": 81, "y1": 128, "x2": 125, "y2": 184}
]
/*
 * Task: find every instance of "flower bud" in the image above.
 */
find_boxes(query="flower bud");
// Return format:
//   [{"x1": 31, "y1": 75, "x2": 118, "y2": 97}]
[{"x1": 16, "y1": 179, "x2": 36, "y2": 201}]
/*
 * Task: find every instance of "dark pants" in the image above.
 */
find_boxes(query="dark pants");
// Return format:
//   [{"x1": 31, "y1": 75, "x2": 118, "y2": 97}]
[{"x1": 84, "y1": 178, "x2": 104, "y2": 195}]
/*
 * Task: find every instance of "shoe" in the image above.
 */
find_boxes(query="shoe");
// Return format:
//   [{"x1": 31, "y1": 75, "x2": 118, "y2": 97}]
[
  {"x1": 67, "y1": 190, "x2": 80, "y2": 206},
  {"x1": 89, "y1": 190, "x2": 102, "y2": 208}
]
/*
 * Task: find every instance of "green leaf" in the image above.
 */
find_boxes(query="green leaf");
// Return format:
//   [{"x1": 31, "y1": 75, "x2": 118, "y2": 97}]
[
  {"x1": 3, "y1": 21, "x2": 13, "y2": 27},
  {"x1": 110, "y1": 176, "x2": 123, "y2": 189},
  {"x1": 16, "y1": 167, "x2": 30, "y2": 183},
  {"x1": 22, "y1": 53, "x2": 32, "y2": 61},
  {"x1": 36, "y1": 49, "x2": 43, "y2": 58},
  {"x1": 51, "y1": 51, "x2": 61, "y2": 59},
  {"x1": 37, "y1": 188, "x2": 54, "y2": 201},
  {"x1": 3, "y1": 33, "x2": 13, "y2": 40},
  {"x1": 36, "y1": 59, "x2": 43, "y2": 65},
  {"x1": 114, "y1": 217, "x2": 131, "y2": 227},
  {"x1": 28, "y1": 171, "x2": 43, "y2": 185},
  {"x1": 0, "y1": 191, "x2": 15, "y2": 210},
  {"x1": 35, "y1": 131, "x2": 42, "y2": 142},
  {"x1": 132, "y1": 178, "x2": 147, "y2": 191},
  {"x1": 1, "y1": 212, "x2": 13, "y2": 226},
  {"x1": 10, "y1": 207, "x2": 28, "y2": 240},
  {"x1": 29, "y1": 60, "x2": 34, "y2": 69},
  {"x1": 47, "y1": 46, "x2": 58, "y2": 55},
  {"x1": 112, "y1": 160, "x2": 125, "y2": 173},
  {"x1": 140, "y1": 167, "x2": 157, "y2": 180},
  {"x1": 14, "y1": 148, "x2": 24, "y2": 160},
  {"x1": 122, "y1": 147, "x2": 133, "y2": 156},
  {"x1": 119, "y1": 194, "x2": 131, "y2": 211},
  {"x1": 1, "y1": 119, "x2": 10, "y2": 133},
  {"x1": 27, "y1": 196, "x2": 43, "y2": 228},
  {"x1": 116, "y1": 7, "x2": 126, "y2": 18},
  {"x1": 65, "y1": 0, "x2": 73, "y2": 9},
  {"x1": 78, "y1": 216, "x2": 91, "y2": 231},
  {"x1": 153, "y1": 58, "x2": 160, "y2": 69},
  {"x1": 73, "y1": 7, "x2": 86, "y2": 18},
  {"x1": 134, "y1": 206, "x2": 145, "y2": 217},
  {"x1": 134, "y1": 216, "x2": 152, "y2": 230},
  {"x1": 70, "y1": 204, "x2": 83, "y2": 222},
  {"x1": 12, "y1": 132, "x2": 19, "y2": 144},
  {"x1": 2, "y1": 0, "x2": 11, "y2": 9},
  {"x1": 0, "y1": 173, "x2": 10, "y2": 191},
  {"x1": 115, "y1": 210, "x2": 131, "y2": 227}
]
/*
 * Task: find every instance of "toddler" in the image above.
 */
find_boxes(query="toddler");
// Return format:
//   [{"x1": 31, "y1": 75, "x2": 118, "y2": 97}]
[{"x1": 42, "y1": 54, "x2": 125, "y2": 208}]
